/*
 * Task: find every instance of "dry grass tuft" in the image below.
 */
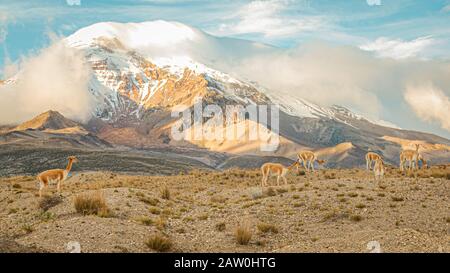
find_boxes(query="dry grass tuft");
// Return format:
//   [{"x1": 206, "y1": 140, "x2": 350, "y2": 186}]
[
  {"x1": 235, "y1": 223, "x2": 252, "y2": 245},
  {"x1": 145, "y1": 234, "x2": 172, "y2": 252},
  {"x1": 73, "y1": 191, "x2": 112, "y2": 217},
  {"x1": 257, "y1": 222, "x2": 279, "y2": 234},
  {"x1": 160, "y1": 186, "x2": 171, "y2": 200}
]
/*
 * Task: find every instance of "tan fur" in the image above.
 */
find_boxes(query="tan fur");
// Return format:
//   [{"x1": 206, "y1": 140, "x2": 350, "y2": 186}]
[
  {"x1": 365, "y1": 152, "x2": 382, "y2": 170},
  {"x1": 373, "y1": 158, "x2": 385, "y2": 181},
  {"x1": 400, "y1": 144, "x2": 420, "y2": 172},
  {"x1": 296, "y1": 151, "x2": 325, "y2": 172},
  {"x1": 37, "y1": 156, "x2": 78, "y2": 197},
  {"x1": 261, "y1": 161, "x2": 300, "y2": 187}
]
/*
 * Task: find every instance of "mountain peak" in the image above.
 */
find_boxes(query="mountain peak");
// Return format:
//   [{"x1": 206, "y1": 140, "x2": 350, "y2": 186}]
[
  {"x1": 65, "y1": 20, "x2": 200, "y2": 50},
  {"x1": 14, "y1": 110, "x2": 81, "y2": 131}
]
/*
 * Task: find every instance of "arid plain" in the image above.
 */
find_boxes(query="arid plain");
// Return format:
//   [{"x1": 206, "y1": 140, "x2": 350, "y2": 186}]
[{"x1": 1, "y1": 166, "x2": 448, "y2": 253}]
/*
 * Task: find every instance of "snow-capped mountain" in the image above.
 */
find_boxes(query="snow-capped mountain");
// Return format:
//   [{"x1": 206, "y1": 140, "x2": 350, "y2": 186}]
[{"x1": 65, "y1": 21, "x2": 386, "y2": 128}]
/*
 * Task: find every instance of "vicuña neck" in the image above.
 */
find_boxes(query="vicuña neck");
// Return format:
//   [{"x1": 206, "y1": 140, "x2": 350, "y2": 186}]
[{"x1": 66, "y1": 159, "x2": 74, "y2": 172}]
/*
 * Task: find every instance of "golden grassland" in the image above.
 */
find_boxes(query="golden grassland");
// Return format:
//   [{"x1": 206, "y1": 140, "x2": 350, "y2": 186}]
[{"x1": 0, "y1": 165, "x2": 449, "y2": 253}]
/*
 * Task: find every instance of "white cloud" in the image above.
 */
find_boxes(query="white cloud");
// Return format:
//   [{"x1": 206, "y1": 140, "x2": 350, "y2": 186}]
[
  {"x1": 215, "y1": 0, "x2": 324, "y2": 38},
  {"x1": 0, "y1": 11, "x2": 8, "y2": 43},
  {"x1": 442, "y1": 4, "x2": 450, "y2": 12},
  {"x1": 0, "y1": 39, "x2": 94, "y2": 124},
  {"x1": 2, "y1": 57, "x2": 19, "y2": 79},
  {"x1": 218, "y1": 41, "x2": 450, "y2": 136},
  {"x1": 404, "y1": 84, "x2": 450, "y2": 131},
  {"x1": 359, "y1": 36, "x2": 435, "y2": 60}
]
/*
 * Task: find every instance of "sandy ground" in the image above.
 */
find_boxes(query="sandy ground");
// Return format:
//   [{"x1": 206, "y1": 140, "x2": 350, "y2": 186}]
[{"x1": 0, "y1": 167, "x2": 449, "y2": 253}]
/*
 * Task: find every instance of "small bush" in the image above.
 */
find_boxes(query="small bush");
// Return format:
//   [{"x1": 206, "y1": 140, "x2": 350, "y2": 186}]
[
  {"x1": 211, "y1": 195, "x2": 228, "y2": 203},
  {"x1": 256, "y1": 240, "x2": 266, "y2": 247},
  {"x1": 12, "y1": 183, "x2": 21, "y2": 189},
  {"x1": 139, "y1": 197, "x2": 159, "y2": 206},
  {"x1": 265, "y1": 187, "x2": 276, "y2": 197},
  {"x1": 38, "y1": 195, "x2": 63, "y2": 212},
  {"x1": 349, "y1": 215, "x2": 363, "y2": 222},
  {"x1": 22, "y1": 224, "x2": 34, "y2": 234},
  {"x1": 39, "y1": 211, "x2": 54, "y2": 221},
  {"x1": 149, "y1": 207, "x2": 161, "y2": 215},
  {"x1": 391, "y1": 196, "x2": 404, "y2": 202},
  {"x1": 215, "y1": 222, "x2": 226, "y2": 231},
  {"x1": 145, "y1": 234, "x2": 172, "y2": 252},
  {"x1": 73, "y1": 191, "x2": 111, "y2": 217},
  {"x1": 8, "y1": 208, "x2": 18, "y2": 214},
  {"x1": 235, "y1": 223, "x2": 252, "y2": 245},
  {"x1": 155, "y1": 217, "x2": 167, "y2": 230},
  {"x1": 250, "y1": 188, "x2": 263, "y2": 200},
  {"x1": 138, "y1": 216, "x2": 154, "y2": 226},
  {"x1": 257, "y1": 222, "x2": 279, "y2": 234}
]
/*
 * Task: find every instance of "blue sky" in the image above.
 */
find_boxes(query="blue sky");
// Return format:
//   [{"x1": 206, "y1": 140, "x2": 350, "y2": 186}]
[
  {"x1": 1, "y1": 0, "x2": 450, "y2": 67},
  {"x1": 1, "y1": 0, "x2": 450, "y2": 138}
]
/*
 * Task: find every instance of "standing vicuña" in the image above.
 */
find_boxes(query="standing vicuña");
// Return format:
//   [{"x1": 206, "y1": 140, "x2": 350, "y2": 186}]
[
  {"x1": 399, "y1": 144, "x2": 420, "y2": 172},
  {"x1": 297, "y1": 151, "x2": 325, "y2": 172},
  {"x1": 365, "y1": 151, "x2": 382, "y2": 170},
  {"x1": 261, "y1": 161, "x2": 300, "y2": 187},
  {"x1": 373, "y1": 158, "x2": 385, "y2": 181},
  {"x1": 37, "y1": 156, "x2": 78, "y2": 197}
]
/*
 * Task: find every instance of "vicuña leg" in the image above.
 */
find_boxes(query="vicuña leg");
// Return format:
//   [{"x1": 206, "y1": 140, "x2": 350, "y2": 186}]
[{"x1": 39, "y1": 182, "x2": 45, "y2": 198}]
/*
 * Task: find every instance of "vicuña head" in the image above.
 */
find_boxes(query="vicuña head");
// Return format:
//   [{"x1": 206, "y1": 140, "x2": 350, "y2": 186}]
[{"x1": 68, "y1": 156, "x2": 79, "y2": 163}]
